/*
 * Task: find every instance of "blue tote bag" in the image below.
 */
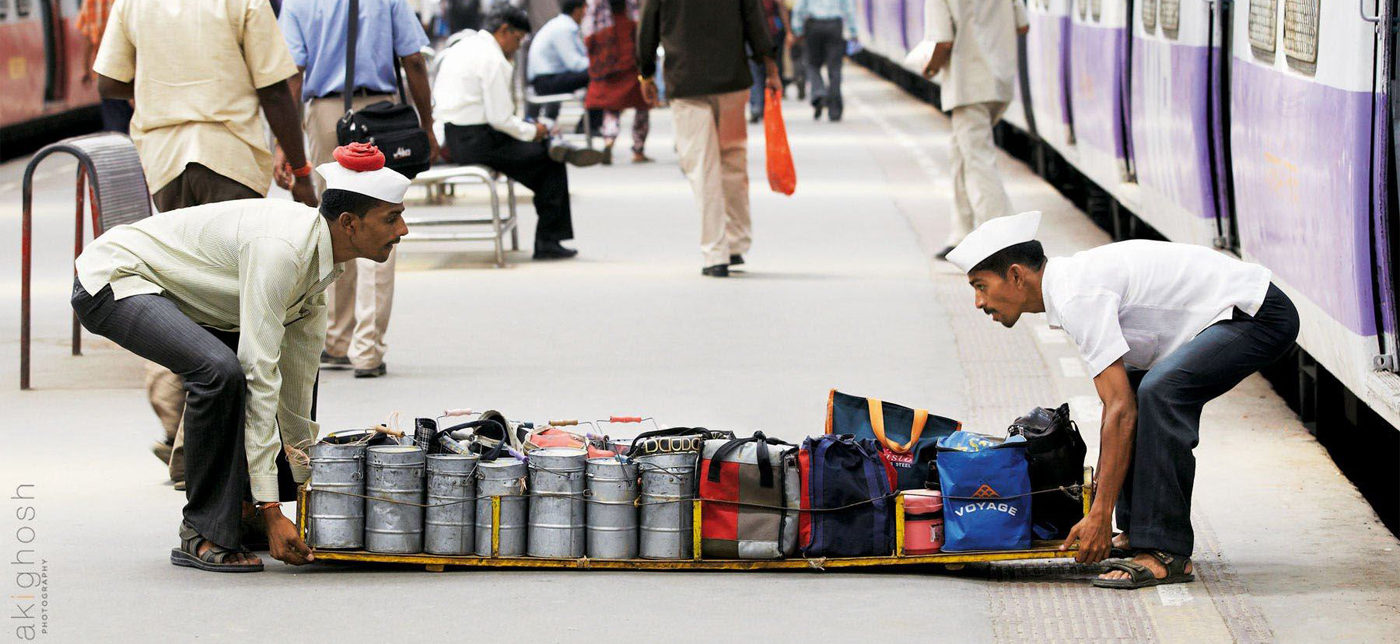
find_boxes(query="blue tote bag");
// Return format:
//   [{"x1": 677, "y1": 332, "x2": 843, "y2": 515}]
[{"x1": 937, "y1": 432, "x2": 1032, "y2": 551}]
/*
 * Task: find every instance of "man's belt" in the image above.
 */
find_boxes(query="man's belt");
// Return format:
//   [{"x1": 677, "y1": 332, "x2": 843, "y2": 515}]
[{"x1": 316, "y1": 88, "x2": 394, "y2": 100}]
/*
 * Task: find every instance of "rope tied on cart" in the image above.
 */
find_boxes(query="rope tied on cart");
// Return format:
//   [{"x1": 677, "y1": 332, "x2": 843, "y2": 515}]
[{"x1": 304, "y1": 482, "x2": 1089, "y2": 512}]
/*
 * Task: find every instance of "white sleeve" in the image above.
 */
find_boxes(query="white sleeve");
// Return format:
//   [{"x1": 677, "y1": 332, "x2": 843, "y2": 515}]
[
  {"x1": 1057, "y1": 292, "x2": 1130, "y2": 377},
  {"x1": 483, "y1": 60, "x2": 538, "y2": 141},
  {"x1": 925, "y1": 0, "x2": 954, "y2": 43}
]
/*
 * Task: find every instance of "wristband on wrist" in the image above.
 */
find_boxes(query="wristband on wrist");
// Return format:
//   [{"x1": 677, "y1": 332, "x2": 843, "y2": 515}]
[
  {"x1": 638, "y1": 75, "x2": 653, "y2": 84},
  {"x1": 256, "y1": 501, "x2": 282, "y2": 512},
  {"x1": 289, "y1": 162, "x2": 313, "y2": 178}
]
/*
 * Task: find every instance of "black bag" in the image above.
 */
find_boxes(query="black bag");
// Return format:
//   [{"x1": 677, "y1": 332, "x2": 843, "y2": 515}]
[
  {"x1": 1007, "y1": 403, "x2": 1087, "y2": 539},
  {"x1": 334, "y1": 0, "x2": 431, "y2": 179}
]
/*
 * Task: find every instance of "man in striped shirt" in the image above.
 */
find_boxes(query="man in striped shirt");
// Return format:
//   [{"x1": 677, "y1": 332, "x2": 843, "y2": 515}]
[{"x1": 71, "y1": 145, "x2": 409, "y2": 572}]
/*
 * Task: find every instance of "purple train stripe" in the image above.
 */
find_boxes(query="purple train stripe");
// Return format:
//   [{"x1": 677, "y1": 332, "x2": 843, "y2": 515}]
[
  {"x1": 1069, "y1": 22, "x2": 1127, "y2": 162},
  {"x1": 1131, "y1": 38, "x2": 1216, "y2": 221},
  {"x1": 1231, "y1": 58, "x2": 1376, "y2": 336}
]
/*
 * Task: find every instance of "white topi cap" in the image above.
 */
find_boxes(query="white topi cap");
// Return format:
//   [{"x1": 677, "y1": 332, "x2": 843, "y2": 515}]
[
  {"x1": 946, "y1": 211, "x2": 1043, "y2": 273},
  {"x1": 315, "y1": 143, "x2": 411, "y2": 204}
]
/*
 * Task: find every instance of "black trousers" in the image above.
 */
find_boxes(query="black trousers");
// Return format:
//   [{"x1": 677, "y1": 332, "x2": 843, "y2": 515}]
[
  {"x1": 445, "y1": 123, "x2": 574, "y2": 244},
  {"x1": 71, "y1": 280, "x2": 297, "y2": 549},
  {"x1": 1118, "y1": 284, "x2": 1299, "y2": 556},
  {"x1": 804, "y1": 17, "x2": 846, "y2": 120},
  {"x1": 526, "y1": 71, "x2": 590, "y2": 121}
]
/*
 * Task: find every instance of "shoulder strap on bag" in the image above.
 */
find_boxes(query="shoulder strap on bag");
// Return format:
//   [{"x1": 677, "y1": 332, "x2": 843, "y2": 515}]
[
  {"x1": 706, "y1": 431, "x2": 789, "y2": 488},
  {"x1": 344, "y1": 0, "x2": 358, "y2": 114},
  {"x1": 866, "y1": 398, "x2": 929, "y2": 454},
  {"x1": 390, "y1": 8, "x2": 411, "y2": 105}
]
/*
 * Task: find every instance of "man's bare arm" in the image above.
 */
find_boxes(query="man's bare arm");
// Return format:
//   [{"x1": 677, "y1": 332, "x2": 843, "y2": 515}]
[
  {"x1": 1062, "y1": 359, "x2": 1136, "y2": 563},
  {"x1": 97, "y1": 74, "x2": 134, "y2": 100},
  {"x1": 256, "y1": 79, "x2": 317, "y2": 207},
  {"x1": 400, "y1": 52, "x2": 440, "y2": 160},
  {"x1": 923, "y1": 41, "x2": 953, "y2": 78}
]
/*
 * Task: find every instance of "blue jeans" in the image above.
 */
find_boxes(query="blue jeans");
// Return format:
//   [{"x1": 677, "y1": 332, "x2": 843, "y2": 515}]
[{"x1": 1117, "y1": 284, "x2": 1299, "y2": 556}]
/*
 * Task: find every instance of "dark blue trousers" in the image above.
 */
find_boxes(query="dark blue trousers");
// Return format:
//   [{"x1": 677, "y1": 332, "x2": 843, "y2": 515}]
[{"x1": 1118, "y1": 284, "x2": 1299, "y2": 556}]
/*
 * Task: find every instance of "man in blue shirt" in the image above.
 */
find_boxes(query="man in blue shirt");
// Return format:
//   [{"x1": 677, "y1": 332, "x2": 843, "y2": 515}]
[
  {"x1": 790, "y1": 0, "x2": 856, "y2": 121},
  {"x1": 524, "y1": 0, "x2": 590, "y2": 122},
  {"x1": 276, "y1": 0, "x2": 435, "y2": 379}
]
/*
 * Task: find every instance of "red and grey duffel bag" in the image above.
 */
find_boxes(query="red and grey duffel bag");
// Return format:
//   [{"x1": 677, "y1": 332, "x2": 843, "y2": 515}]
[{"x1": 699, "y1": 432, "x2": 801, "y2": 559}]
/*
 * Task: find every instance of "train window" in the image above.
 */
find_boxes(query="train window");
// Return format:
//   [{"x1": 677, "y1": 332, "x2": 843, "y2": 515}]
[
  {"x1": 1159, "y1": 0, "x2": 1180, "y2": 36},
  {"x1": 1248, "y1": 0, "x2": 1278, "y2": 54},
  {"x1": 1282, "y1": 0, "x2": 1319, "y2": 65},
  {"x1": 0, "y1": 0, "x2": 9, "y2": 21},
  {"x1": 1076, "y1": 0, "x2": 1086, "y2": 20},
  {"x1": 15, "y1": 0, "x2": 28, "y2": 18},
  {"x1": 1092, "y1": 0, "x2": 1102, "y2": 21},
  {"x1": 1141, "y1": 0, "x2": 1157, "y2": 32}
]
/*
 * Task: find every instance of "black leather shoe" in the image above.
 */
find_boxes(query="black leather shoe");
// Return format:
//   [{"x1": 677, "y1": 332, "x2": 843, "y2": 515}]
[
  {"x1": 548, "y1": 140, "x2": 606, "y2": 167},
  {"x1": 813, "y1": 98, "x2": 824, "y2": 121},
  {"x1": 935, "y1": 245, "x2": 957, "y2": 260},
  {"x1": 749, "y1": 110, "x2": 762, "y2": 124},
  {"x1": 320, "y1": 350, "x2": 351, "y2": 369},
  {"x1": 533, "y1": 241, "x2": 579, "y2": 260},
  {"x1": 354, "y1": 363, "x2": 387, "y2": 378},
  {"x1": 702, "y1": 264, "x2": 729, "y2": 277},
  {"x1": 729, "y1": 254, "x2": 745, "y2": 266}
]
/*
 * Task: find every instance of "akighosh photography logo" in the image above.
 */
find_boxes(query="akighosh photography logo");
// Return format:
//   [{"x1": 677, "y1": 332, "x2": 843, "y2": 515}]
[{"x1": 10, "y1": 484, "x2": 48, "y2": 641}]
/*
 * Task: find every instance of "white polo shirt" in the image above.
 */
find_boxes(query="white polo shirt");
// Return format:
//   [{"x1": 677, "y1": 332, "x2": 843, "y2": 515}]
[{"x1": 1041, "y1": 241, "x2": 1272, "y2": 376}]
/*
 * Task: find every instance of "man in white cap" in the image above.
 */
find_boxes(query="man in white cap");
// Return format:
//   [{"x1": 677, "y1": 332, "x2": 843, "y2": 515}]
[
  {"x1": 946, "y1": 211, "x2": 1299, "y2": 589},
  {"x1": 71, "y1": 144, "x2": 410, "y2": 573}
]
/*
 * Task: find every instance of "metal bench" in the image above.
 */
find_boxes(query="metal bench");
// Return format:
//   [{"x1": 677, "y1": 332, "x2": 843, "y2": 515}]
[
  {"x1": 20, "y1": 133, "x2": 153, "y2": 390},
  {"x1": 405, "y1": 164, "x2": 520, "y2": 268}
]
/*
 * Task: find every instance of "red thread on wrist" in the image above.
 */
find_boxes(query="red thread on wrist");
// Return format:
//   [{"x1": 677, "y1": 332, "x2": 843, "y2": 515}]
[{"x1": 290, "y1": 163, "x2": 313, "y2": 178}]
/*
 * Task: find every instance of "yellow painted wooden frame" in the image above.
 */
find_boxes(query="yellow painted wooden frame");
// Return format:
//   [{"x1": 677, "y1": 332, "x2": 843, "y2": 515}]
[{"x1": 296, "y1": 467, "x2": 1094, "y2": 572}]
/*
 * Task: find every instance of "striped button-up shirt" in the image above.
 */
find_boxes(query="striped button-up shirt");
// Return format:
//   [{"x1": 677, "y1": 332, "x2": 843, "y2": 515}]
[{"x1": 76, "y1": 199, "x2": 342, "y2": 502}]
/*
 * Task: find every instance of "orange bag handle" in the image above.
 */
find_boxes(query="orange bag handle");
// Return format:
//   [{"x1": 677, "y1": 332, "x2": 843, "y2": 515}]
[{"x1": 867, "y1": 398, "x2": 929, "y2": 454}]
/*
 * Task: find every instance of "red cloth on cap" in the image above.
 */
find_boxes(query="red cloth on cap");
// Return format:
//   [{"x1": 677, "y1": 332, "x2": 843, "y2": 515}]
[{"x1": 333, "y1": 143, "x2": 386, "y2": 172}]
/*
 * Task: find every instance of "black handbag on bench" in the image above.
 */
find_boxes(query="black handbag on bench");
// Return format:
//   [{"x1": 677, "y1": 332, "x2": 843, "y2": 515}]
[{"x1": 334, "y1": 0, "x2": 431, "y2": 179}]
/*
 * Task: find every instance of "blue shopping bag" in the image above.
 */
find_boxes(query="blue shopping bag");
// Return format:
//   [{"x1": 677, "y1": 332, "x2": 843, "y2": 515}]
[{"x1": 937, "y1": 432, "x2": 1032, "y2": 551}]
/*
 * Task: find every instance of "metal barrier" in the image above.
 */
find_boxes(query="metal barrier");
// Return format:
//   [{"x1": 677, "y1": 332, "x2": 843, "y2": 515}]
[{"x1": 20, "y1": 133, "x2": 152, "y2": 390}]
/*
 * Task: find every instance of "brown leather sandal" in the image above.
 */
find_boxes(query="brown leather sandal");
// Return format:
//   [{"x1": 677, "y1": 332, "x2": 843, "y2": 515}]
[{"x1": 170, "y1": 522, "x2": 263, "y2": 573}]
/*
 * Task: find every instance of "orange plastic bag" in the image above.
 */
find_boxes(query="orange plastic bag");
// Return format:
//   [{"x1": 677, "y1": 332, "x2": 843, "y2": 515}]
[{"x1": 764, "y1": 88, "x2": 796, "y2": 195}]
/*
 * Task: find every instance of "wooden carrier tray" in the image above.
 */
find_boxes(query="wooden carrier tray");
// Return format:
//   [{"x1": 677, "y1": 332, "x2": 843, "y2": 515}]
[{"x1": 296, "y1": 468, "x2": 1094, "y2": 573}]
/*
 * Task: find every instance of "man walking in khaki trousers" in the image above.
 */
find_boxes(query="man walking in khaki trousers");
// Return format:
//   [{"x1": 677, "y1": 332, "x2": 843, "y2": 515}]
[
  {"x1": 920, "y1": 0, "x2": 1028, "y2": 259},
  {"x1": 637, "y1": 0, "x2": 780, "y2": 277},
  {"x1": 93, "y1": 0, "x2": 317, "y2": 487},
  {"x1": 276, "y1": 0, "x2": 435, "y2": 377}
]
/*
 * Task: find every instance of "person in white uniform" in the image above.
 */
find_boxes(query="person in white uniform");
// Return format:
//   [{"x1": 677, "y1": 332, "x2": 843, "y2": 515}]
[
  {"x1": 71, "y1": 144, "x2": 411, "y2": 573},
  {"x1": 947, "y1": 211, "x2": 1300, "y2": 589},
  {"x1": 915, "y1": 0, "x2": 1028, "y2": 258}
]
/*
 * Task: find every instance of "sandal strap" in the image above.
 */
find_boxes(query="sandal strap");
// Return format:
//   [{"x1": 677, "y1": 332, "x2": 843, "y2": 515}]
[
  {"x1": 1103, "y1": 560, "x2": 1156, "y2": 583},
  {"x1": 1146, "y1": 550, "x2": 1191, "y2": 576},
  {"x1": 178, "y1": 521, "x2": 242, "y2": 564}
]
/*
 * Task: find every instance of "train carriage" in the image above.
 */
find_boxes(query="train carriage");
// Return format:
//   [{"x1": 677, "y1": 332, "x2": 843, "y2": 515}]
[{"x1": 1, "y1": 0, "x2": 103, "y2": 155}]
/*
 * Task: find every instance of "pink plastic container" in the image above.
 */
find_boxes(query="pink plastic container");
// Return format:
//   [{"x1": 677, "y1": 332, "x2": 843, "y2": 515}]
[{"x1": 903, "y1": 490, "x2": 944, "y2": 555}]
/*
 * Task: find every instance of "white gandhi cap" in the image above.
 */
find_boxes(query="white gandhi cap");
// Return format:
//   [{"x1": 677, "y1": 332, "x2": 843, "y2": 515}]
[
  {"x1": 315, "y1": 161, "x2": 412, "y2": 205},
  {"x1": 945, "y1": 211, "x2": 1043, "y2": 274}
]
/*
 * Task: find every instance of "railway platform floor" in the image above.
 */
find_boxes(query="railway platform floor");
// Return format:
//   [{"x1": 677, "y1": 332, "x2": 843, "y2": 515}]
[{"x1": 0, "y1": 66, "x2": 1396, "y2": 642}]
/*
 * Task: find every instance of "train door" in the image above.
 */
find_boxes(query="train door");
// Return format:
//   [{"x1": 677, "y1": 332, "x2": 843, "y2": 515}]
[
  {"x1": 1372, "y1": 0, "x2": 1400, "y2": 371},
  {"x1": 37, "y1": 0, "x2": 65, "y2": 103}
]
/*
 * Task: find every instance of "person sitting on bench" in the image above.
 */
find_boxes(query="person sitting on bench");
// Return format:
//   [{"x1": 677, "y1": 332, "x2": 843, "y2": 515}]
[{"x1": 434, "y1": 4, "x2": 601, "y2": 260}]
